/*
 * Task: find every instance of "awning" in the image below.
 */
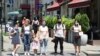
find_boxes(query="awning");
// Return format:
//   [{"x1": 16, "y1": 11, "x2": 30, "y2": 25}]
[
  {"x1": 47, "y1": 1, "x2": 60, "y2": 11},
  {"x1": 8, "y1": 11, "x2": 19, "y2": 15},
  {"x1": 20, "y1": 4, "x2": 30, "y2": 10},
  {"x1": 57, "y1": 0, "x2": 63, "y2": 3},
  {"x1": 7, "y1": 11, "x2": 22, "y2": 17},
  {"x1": 68, "y1": 0, "x2": 90, "y2": 8}
]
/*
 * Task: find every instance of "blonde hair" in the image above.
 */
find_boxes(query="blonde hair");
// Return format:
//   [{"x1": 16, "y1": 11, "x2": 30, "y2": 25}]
[{"x1": 26, "y1": 19, "x2": 30, "y2": 23}]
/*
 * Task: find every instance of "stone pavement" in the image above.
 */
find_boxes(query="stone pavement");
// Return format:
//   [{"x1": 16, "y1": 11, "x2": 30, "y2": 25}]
[{"x1": 2, "y1": 35, "x2": 100, "y2": 56}]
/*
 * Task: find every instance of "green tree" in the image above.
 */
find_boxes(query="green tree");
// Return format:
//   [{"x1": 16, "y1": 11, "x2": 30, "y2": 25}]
[
  {"x1": 75, "y1": 13, "x2": 90, "y2": 32},
  {"x1": 44, "y1": 15, "x2": 74, "y2": 30},
  {"x1": 62, "y1": 16, "x2": 74, "y2": 30},
  {"x1": 44, "y1": 16, "x2": 57, "y2": 29}
]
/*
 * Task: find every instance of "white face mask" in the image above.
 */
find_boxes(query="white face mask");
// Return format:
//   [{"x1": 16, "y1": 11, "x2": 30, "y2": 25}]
[{"x1": 42, "y1": 21, "x2": 46, "y2": 26}]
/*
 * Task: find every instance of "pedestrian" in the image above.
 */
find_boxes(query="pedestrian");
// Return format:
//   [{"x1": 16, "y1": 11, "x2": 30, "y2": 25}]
[
  {"x1": 21, "y1": 19, "x2": 32, "y2": 56},
  {"x1": 31, "y1": 32, "x2": 39, "y2": 56},
  {"x1": 10, "y1": 23, "x2": 20, "y2": 56},
  {"x1": 38, "y1": 20, "x2": 49, "y2": 55},
  {"x1": 32, "y1": 17, "x2": 39, "y2": 37},
  {"x1": 22, "y1": 16, "x2": 26, "y2": 26},
  {"x1": 53, "y1": 18, "x2": 66, "y2": 55},
  {"x1": 72, "y1": 20, "x2": 82, "y2": 56}
]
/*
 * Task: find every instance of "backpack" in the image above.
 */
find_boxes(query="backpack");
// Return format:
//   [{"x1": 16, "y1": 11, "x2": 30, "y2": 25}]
[{"x1": 55, "y1": 24, "x2": 65, "y2": 32}]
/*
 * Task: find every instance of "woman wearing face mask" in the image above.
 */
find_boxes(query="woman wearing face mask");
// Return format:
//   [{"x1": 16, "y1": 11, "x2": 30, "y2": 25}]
[
  {"x1": 21, "y1": 19, "x2": 32, "y2": 56},
  {"x1": 38, "y1": 20, "x2": 49, "y2": 55},
  {"x1": 10, "y1": 23, "x2": 20, "y2": 56},
  {"x1": 72, "y1": 20, "x2": 82, "y2": 56},
  {"x1": 32, "y1": 17, "x2": 39, "y2": 37}
]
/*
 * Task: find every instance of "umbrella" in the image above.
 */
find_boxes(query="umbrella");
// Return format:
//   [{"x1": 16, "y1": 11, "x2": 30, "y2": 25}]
[{"x1": 7, "y1": 11, "x2": 20, "y2": 15}]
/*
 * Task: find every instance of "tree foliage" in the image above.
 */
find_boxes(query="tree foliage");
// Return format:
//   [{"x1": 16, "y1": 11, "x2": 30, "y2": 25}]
[{"x1": 75, "y1": 13, "x2": 90, "y2": 32}]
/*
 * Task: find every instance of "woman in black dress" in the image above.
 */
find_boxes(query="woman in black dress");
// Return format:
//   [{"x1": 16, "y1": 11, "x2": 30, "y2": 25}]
[{"x1": 32, "y1": 17, "x2": 39, "y2": 37}]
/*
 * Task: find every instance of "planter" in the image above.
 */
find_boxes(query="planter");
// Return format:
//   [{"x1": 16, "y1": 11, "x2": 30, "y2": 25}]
[
  {"x1": 49, "y1": 29, "x2": 54, "y2": 38},
  {"x1": 67, "y1": 30, "x2": 88, "y2": 46},
  {"x1": 67, "y1": 30, "x2": 73, "y2": 43},
  {"x1": 80, "y1": 34, "x2": 88, "y2": 46}
]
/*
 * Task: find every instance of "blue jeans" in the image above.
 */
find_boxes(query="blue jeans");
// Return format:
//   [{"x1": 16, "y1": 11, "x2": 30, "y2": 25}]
[
  {"x1": 40, "y1": 39, "x2": 48, "y2": 53},
  {"x1": 24, "y1": 34, "x2": 31, "y2": 52}
]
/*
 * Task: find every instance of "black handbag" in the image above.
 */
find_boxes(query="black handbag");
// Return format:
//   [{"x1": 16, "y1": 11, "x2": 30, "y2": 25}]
[{"x1": 51, "y1": 38, "x2": 56, "y2": 43}]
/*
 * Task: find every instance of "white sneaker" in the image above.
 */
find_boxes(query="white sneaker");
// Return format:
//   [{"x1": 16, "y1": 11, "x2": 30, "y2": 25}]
[
  {"x1": 79, "y1": 53, "x2": 81, "y2": 56},
  {"x1": 24, "y1": 52, "x2": 27, "y2": 56},
  {"x1": 12, "y1": 52, "x2": 15, "y2": 56},
  {"x1": 75, "y1": 53, "x2": 78, "y2": 56},
  {"x1": 27, "y1": 52, "x2": 30, "y2": 56},
  {"x1": 15, "y1": 54, "x2": 19, "y2": 56},
  {"x1": 34, "y1": 54, "x2": 37, "y2": 56},
  {"x1": 40, "y1": 53, "x2": 42, "y2": 56}
]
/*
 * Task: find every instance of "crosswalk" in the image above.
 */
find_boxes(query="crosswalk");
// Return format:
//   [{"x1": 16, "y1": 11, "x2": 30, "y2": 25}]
[{"x1": 2, "y1": 36, "x2": 87, "y2": 56}]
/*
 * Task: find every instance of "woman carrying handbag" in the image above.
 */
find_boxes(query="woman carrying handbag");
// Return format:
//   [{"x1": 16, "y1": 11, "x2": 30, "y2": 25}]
[{"x1": 72, "y1": 20, "x2": 82, "y2": 56}]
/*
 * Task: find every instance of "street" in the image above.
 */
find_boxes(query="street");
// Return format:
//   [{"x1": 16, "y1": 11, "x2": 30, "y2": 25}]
[
  {"x1": 2, "y1": 35, "x2": 86, "y2": 56},
  {"x1": 0, "y1": 26, "x2": 100, "y2": 56}
]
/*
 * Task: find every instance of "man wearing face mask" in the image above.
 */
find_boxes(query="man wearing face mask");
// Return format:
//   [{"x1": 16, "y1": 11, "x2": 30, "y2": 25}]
[
  {"x1": 53, "y1": 19, "x2": 66, "y2": 55},
  {"x1": 38, "y1": 20, "x2": 49, "y2": 55}
]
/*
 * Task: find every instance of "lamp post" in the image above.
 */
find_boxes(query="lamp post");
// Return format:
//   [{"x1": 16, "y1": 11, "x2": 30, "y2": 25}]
[
  {"x1": 0, "y1": 6, "x2": 2, "y2": 56},
  {"x1": 37, "y1": 3, "x2": 43, "y2": 24},
  {"x1": 4, "y1": 0, "x2": 7, "y2": 33},
  {"x1": 0, "y1": 0, "x2": 4, "y2": 51},
  {"x1": 30, "y1": 0, "x2": 32, "y2": 20}
]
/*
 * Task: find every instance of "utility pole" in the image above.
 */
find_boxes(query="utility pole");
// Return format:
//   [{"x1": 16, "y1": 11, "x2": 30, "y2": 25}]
[
  {"x1": 0, "y1": 4, "x2": 2, "y2": 56},
  {"x1": 0, "y1": 0, "x2": 4, "y2": 55},
  {"x1": 30, "y1": 0, "x2": 34, "y2": 20},
  {"x1": 4, "y1": 0, "x2": 7, "y2": 33}
]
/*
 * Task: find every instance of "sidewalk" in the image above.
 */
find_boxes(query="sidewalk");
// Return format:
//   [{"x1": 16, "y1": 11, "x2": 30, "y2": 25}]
[{"x1": 2, "y1": 35, "x2": 100, "y2": 56}]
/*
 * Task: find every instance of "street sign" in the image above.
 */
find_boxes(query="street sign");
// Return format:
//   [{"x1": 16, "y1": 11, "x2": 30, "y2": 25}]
[{"x1": 36, "y1": 4, "x2": 43, "y2": 8}]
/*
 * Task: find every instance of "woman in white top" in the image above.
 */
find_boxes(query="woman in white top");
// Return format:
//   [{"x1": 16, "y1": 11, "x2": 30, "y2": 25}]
[
  {"x1": 72, "y1": 20, "x2": 82, "y2": 56},
  {"x1": 38, "y1": 20, "x2": 49, "y2": 55},
  {"x1": 21, "y1": 19, "x2": 32, "y2": 56}
]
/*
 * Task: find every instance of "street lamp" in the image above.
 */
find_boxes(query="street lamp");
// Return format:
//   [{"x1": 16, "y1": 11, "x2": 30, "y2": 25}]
[
  {"x1": 37, "y1": 3, "x2": 43, "y2": 24},
  {"x1": 0, "y1": 0, "x2": 4, "y2": 52},
  {"x1": 30, "y1": 0, "x2": 33, "y2": 20},
  {"x1": 0, "y1": 6, "x2": 2, "y2": 55},
  {"x1": 4, "y1": 0, "x2": 7, "y2": 33}
]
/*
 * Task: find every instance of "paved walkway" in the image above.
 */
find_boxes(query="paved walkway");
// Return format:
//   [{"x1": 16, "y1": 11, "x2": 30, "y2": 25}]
[{"x1": 2, "y1": 35, "x2": 100, "y2": 56}]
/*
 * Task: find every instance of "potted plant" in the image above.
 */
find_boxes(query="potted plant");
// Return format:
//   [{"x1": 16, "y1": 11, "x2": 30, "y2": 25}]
[
  {"x1": 62, "y1": 16, "x2": 75, "y2": 42},
  {"x1": 62, "y1": 16, "x2": 74, "y2": 30},
  {"x1": 75, "y1": 13, "x2": 90, "y2": 33},
  {"x1": 44, "y1": 15, "x2": 75, "y2": 38},
  {"x1": 44, "y1": 16, "x2": 57, "y2": 37}
]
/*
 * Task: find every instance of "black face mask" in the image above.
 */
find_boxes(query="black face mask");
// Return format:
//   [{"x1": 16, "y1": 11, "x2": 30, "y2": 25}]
[
  {"x1": 58, "y1": 21, "x2": 61, "y2": 24},
  {"x1": 34, "y1": 18, "x2": 37, "y2": 21},
  {"x1": 75, "y1": 24, "x2": 78, "y2": 26}
]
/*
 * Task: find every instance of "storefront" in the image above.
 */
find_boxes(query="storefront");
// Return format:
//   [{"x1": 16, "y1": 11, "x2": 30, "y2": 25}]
[
  {"x1": 46, "y1": 0, "x2": 65, "y2": 17},
  {"x1": 67, "y1": 0, "x2": 100, "y2": 45}
]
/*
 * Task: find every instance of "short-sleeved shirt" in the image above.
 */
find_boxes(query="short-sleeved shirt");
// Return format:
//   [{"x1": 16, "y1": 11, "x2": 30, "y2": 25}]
[
  {"x1": 54, "y1": 24, "x2": 66, "y2": 37},
  {"x1": 72, "y1": 25, "x2": 81, "y2": 37},
  {"x1": 23, "y1": 25, "x2": 31, "y2": 34},
  {"x1": 39, "y1": 26, "x2": 48, "y2": 39},
  {"x1": 73, "y1": 25, "x2": 81, "y2": 32},
  {"x1": 33, "y1": 20, "x2": 39, "y2": 25}
]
